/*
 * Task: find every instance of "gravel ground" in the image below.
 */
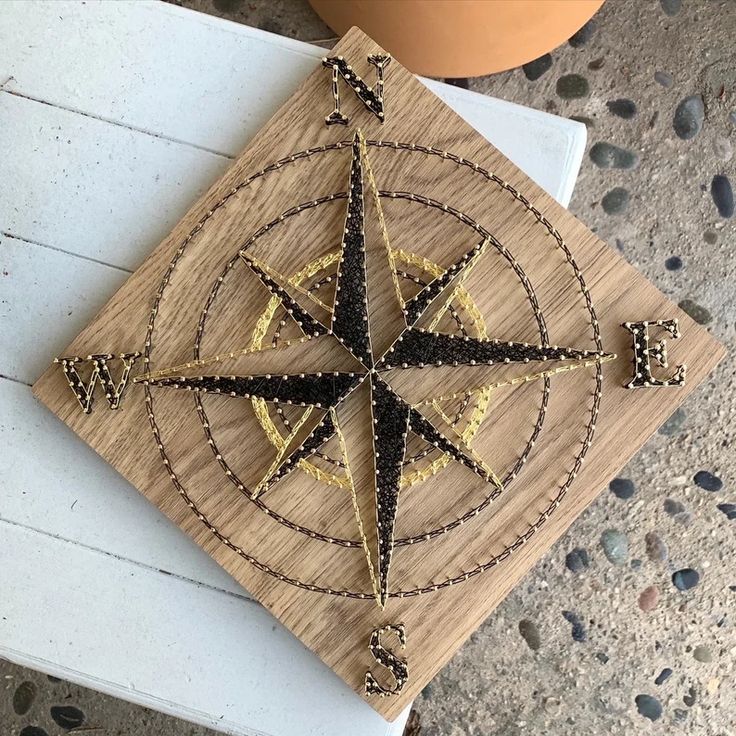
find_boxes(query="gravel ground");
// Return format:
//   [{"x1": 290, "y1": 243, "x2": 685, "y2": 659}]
[{"x1": 3, "y1": 1, "x2": 734, "y2": 734}]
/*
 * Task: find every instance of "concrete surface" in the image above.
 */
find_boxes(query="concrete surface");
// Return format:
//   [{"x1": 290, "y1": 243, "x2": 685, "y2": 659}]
[{"x1": 3, "y1": 0, "x2": 734, "y2": 734}]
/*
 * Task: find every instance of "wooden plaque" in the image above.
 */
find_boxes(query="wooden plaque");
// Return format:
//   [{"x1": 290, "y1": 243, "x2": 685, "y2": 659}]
[{"x1": 33, "y1": 28, "x2": 724, "y2": 719}]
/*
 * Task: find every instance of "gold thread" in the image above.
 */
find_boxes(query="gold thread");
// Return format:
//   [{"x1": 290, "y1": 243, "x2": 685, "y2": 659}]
[
  {"x1": 428, "y1": 239, "x2": 489, "y2": 331},
  {"x1": 252, "y1": 295, "x2": 283, "y2": 350},
  {"x1": 245, "y1": 253, "x2": 333, "y2": 313},
  {"x1": 428, "y1": 399, "x2": 503, "y2": 490},
  {"x1": 359, "y1": 129, "x2": 405, "y2": 310},
  {"x1": 252, "y1": 406, "x2": 315, "y2": 498},
  {"x1": 419, "y1": 354, "x2": 616, "y2": 405},
  {"x1": 332, "y1": 408, "x2": 381, "y2": 606}
]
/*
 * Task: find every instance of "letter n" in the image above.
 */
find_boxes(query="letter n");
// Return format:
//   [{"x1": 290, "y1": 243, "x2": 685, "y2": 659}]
[{"x1": 322, "y1": 54, "x2": 391, "y2": 126}]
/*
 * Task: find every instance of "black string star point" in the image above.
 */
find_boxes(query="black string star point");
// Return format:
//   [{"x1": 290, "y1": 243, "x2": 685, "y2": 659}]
[{"x1": 141, "y1": 130, "x2": 613, "y2": 608}]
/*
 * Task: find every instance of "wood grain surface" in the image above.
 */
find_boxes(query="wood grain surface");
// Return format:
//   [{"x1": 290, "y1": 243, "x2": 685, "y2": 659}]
[{"x1": 32, "y1": 28, "x2": 724, "y2": 720}]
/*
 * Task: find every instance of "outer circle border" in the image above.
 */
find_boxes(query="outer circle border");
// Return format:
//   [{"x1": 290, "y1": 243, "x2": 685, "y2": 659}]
[{"x1": 142, "y1": 140, "x2": 604, "y2": 600}]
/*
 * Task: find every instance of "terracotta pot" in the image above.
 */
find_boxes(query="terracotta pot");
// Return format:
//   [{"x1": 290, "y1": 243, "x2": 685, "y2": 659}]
[{"x1": 309, "y1": 0, "x2": 604, "y2": 77}]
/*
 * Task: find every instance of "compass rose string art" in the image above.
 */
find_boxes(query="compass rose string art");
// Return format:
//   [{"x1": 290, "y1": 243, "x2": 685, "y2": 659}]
[
  {"x1": 33, "y1": 29, "x2": 724, "y2": 719},
  {"x1": 138, "y1": 129, "x2": 614, "y2": 610}
]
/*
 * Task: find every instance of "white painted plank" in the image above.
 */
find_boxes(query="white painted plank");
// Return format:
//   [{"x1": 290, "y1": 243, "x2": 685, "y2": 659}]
[
  {"x1": 0, "y1": 93, "x2": 228, "y2": 272},
  {"x1": 0, "y1": 89, "x2": 581, "y2": 276},
  {"x1": 420, "y1": 82, "x2": 586, "y2": 208},
  {"x1": 0, "y1": 0, "x2": 329, "y2": 155},
  {"x1": 0, "y1": 1, "x2": 584, "y2": 207},
  {"x1": 1, "y1": 378, "x2": 248, "y2": 599},
  {"x1": 0, "y1": 232, "x2": 129, "y2": 383},
  {"x1": 0, "y1": 522, "x2": 410, "y2": 736}
]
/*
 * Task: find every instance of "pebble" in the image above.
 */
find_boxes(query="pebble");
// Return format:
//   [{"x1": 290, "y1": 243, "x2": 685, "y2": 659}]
[
  {"x1": 673, "y1": 95, "x2": 705, "y2": 140},
  {"x1": 589, "y1": 142, "x2": 639, "y2": 169},
  {"x1": 638, "y1": 586, "x2": 660, "y2": 612},
  {"x1": 601, "y1": 187, "x2": 630, "y2": 215},
  {"x1": 693, "y1": 645, "x2": 713, "y2": 663},
  {"x1": 678, "y1": 298, "x2": 712, "y2": 325},
  {"x1": 659, "y1": 407, "x2": 686, "y2": 435},
  {"x1": 561, "y1": 610, "x2": 587, "y2": 642},
  {"x1": 711, "y1": 174, "x2": 734, "y2": 218},
  {"x1": 588, "y1": 57, "x2": 605, "y2": 71},
  {"x1": 674, "y1": 708, "x2": 689, "y2": 722},
  {"x1": 609, "y1": 477, "x2": 635, "y2": 499},
  {"x1": 674, "y1": 509, "x2": 693, "y2": 526},
  {"x1": 713, "y1": 137, "x2": 733, "y2": 162},
  {"x1": 717, "y1": 502, "x2": 736, "y2": 520},
  {"x1": 672, "y1": 568, "x2": 700, "y2": 591},
  {"x1": 556, "y1": 74, "x2": 590, "y2": 99},
  {"x1": 703, "y1": 229, "x2": 718, "y2": 244},
  {"x1": 683, "y1": 685, "x2": 697, "y2": 706},
  {"x1": 522, "y1": 54, "x2": 552, "y2": 81},
  {"x1": 645, "y1": 531, "x2": 669, "y2": 562},
  {"x1": 569, "y1": 19, "x2": 596, "y2": 47},
  {"x1": 694, "y1": 470, "x2": 723, "y2": 492},
  {"x1": 596, "y1": 652, "x2": 610, "y2": 664},
  {"x1": 660, "y1": 0, "x2": 681, "y2": 15},
  {"x1": 255, "y1": 16, "x2": 282, "y2": 34},
  {"x1": 50, "y1": 705, "x2": 85, "y2": 729},
  {"x1": 214, "y1": 0, "x2": 240, "y2": 12},
  {"x1": 664, "y1": 497, "x2": 686, "y2": 516},
  {"x1": 12, "y1": 681, "x2": 37, "y2": 716},
  {"x1": 19, "y1": 728, "x2": 48, "y2": 736},
  {"x1": 565, "y1": 547, "x2": 590, "y2": 573},
  {"x1": 655, "y1": 667, "x2": 673, "y2": 685},
  {"x1": 600, "y1": 529, "x2": 628, "y2": 565},
  {"x1": 654, "y1": 71, "x2": 674, "y2": 88},
  {"x1": 518, "y1": 619, "x2": 541, "y2": 651},
  {"x1": 635, "y1": 693, "x2": 663, "y2": 721},
  {"x1": 630, "y1": 558, "x2": 643, "y2": 570},
  {"x1": 665, "y1": 255, "x2": 683, "y2": 271},
  {"x1": 606, "y1": 98, "x2": 637, "y2": 119}
]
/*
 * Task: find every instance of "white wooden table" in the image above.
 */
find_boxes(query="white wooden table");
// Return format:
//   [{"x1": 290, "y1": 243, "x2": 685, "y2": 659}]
[{"x1": 0, "y1": 2, "x2": 586, "y2": 735}]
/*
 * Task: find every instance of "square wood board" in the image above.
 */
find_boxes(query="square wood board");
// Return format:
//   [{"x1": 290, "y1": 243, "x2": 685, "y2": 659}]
[{"x1": 32, "y1": 28, "x2": 725, "y2": 720}]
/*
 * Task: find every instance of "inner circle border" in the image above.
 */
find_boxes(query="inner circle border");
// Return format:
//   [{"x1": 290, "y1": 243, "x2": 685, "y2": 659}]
[{"x1": 194, "y1": 191, "x2": 549, "y2": 549}]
